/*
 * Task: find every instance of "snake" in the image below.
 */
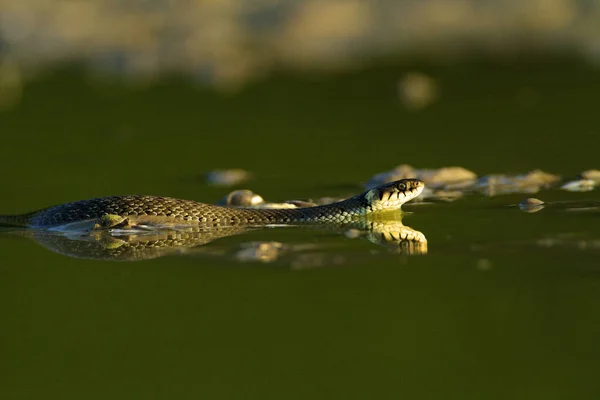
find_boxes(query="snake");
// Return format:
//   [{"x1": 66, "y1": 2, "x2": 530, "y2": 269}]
[{"x1": 0, "y1": 178, "x2": 424, "y2": 230}]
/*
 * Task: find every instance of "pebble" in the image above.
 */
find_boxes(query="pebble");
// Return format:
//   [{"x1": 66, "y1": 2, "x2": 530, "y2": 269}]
[
  {"x1": 519, "y1": 198, "x2": 545, "y2": 213},
  {"x1": 217, "y1": 189, "x2": 264, "y2": 207}
]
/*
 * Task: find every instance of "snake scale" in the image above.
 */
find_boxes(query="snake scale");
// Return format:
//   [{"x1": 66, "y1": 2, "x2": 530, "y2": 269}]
[{"x1": 0, "y1": 179, "x2": 424, "y2": 230}]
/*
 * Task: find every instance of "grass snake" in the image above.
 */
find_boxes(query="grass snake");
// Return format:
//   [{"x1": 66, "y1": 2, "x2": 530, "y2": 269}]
[{"x1": 0, "y1": 179, "x2": 424, "y2": 230}]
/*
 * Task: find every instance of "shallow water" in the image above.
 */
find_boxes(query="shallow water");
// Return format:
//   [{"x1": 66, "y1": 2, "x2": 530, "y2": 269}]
[{"x1": 1, "y1": 61, "x2": 599, "y2": 399}]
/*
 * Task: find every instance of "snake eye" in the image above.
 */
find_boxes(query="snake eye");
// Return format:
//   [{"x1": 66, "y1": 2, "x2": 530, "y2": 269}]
[{"x1": 397, "y1": 182, "x2": 406, "y2": 191}]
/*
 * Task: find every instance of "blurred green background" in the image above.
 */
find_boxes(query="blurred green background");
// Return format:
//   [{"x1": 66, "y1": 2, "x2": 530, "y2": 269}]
[{"x1": 1, "y1": 1, "x2": 600, "y2": 399}]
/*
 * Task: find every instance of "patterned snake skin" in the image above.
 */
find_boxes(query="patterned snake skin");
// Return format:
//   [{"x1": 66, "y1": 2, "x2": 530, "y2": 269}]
[{"x1": 0, "y1": 179, "x2": 425, "y2": 228}]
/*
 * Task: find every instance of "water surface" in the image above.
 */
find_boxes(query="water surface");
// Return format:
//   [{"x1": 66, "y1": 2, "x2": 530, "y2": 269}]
[{"x1": 0, "y1": 61, "x2": 599, "y2": 399}]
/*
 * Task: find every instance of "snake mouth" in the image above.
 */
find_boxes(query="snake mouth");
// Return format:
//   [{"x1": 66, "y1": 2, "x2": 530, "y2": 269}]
[
  {"x1": 399, "y1": 183, "x2": 424, "y2": 202},
  {"x1": 404, "y1": 180, "x2": 425, "y2": 200},
  {"x1": 364, "y1": 178, "x2": 425, "y2": 212}
]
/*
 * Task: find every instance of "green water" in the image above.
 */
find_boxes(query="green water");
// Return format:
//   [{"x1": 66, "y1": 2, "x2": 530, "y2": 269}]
[{"x1": 1, "y1": 59, "x2": 599, "y2": 399}]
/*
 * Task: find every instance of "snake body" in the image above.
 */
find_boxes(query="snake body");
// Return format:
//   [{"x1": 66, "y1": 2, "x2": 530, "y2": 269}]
[{"x1": 0, "y1": 179, "x2": 424, "y2": 229}]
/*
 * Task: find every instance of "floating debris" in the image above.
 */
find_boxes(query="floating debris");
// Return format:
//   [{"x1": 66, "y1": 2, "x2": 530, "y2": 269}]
[
  {"x1": 235, "y1": 241, "x2": 284, "y2": 263},
  {"x1": 217, "y1": 189, "x2": 264, "y2": 206},
  {"x1": 561, "y1": 179, "x2": 596, "y2": 192},
  {"x1": 519, "y1": 198, "x2": 545, "y2": 213},
  {"x1": 205, "y1": 169, "x2": 252, "y2": 186},
  {"x1": 398, "y1": 72, "x2": 439, "y2": 110}
]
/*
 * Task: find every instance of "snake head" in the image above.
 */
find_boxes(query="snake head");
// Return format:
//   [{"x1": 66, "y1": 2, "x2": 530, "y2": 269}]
[{"x1": 364, "y1": 178, "x2": 425, "y2": 212}]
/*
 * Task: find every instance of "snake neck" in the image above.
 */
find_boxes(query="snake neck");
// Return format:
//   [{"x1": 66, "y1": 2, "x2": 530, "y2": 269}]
[{"x1": 229, "y1": 195, "x2": 372, "y2": 224}]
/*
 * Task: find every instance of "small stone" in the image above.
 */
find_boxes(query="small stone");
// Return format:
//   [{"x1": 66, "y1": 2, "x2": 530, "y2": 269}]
[
  {"x1": 521, "y1": 198, "x2": 544, "y2": 205},
  {"x1": 217, "y1": 190, "x2": 264, "y2": 207},
  {"x1": 519, "y1": 198, "x2": 545, "y2": 213}
]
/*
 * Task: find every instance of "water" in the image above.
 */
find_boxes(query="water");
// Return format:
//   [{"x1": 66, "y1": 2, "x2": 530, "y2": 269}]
[{"x1": 1, "y1": 60, "x2": 599, "y2": 399}]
